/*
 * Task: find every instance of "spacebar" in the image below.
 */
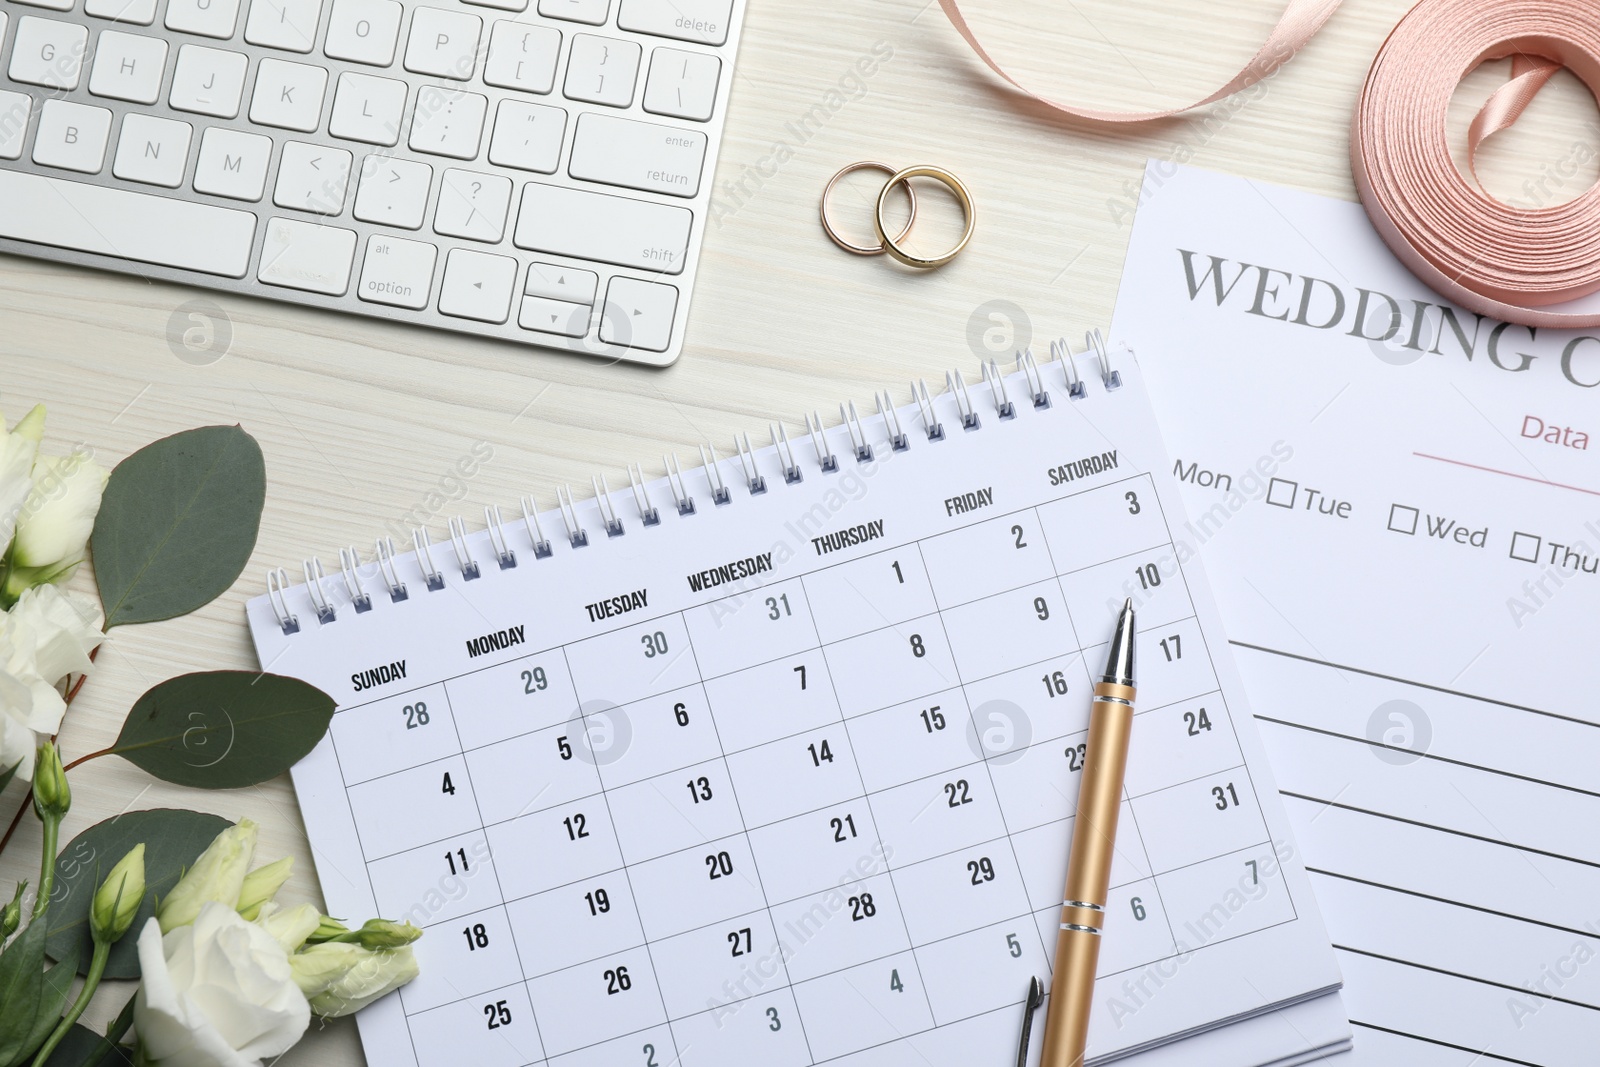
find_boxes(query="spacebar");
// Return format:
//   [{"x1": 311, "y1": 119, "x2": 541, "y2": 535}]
[{"x1": 0, "y1": 172, "x2": 256, "y2": 278}]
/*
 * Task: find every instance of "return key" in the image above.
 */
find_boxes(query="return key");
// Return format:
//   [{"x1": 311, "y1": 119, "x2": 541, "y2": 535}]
[{"x1": 569, "y1": 113, "x2": 708, "y2": 198}]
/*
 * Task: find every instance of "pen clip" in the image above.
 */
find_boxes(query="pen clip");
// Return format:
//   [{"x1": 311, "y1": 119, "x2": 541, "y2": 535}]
[{"x1": 1015, "y1": 975, "x2": 1044, "y2": 1067}]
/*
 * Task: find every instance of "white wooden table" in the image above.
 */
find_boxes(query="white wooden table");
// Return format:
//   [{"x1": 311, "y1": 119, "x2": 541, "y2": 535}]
[{"x1": 3, "y1": 0, "x2": 1592, "y2": 1058}]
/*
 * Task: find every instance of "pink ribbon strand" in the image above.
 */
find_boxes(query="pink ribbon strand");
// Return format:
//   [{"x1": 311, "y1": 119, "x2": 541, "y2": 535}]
[{"x1": 935, "y1": 0, "x2": 1343, "y2": 123}]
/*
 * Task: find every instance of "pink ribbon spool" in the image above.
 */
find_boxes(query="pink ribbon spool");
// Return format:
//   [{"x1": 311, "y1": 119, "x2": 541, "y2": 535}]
[{"x1": 1352, "y1": 0, "x2": 1600, "y2": 327}]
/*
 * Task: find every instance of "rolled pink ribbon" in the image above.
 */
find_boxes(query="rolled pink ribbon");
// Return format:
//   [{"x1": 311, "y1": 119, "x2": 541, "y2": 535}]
[{"x1": 1352, "y1": 0, "x2": 1600, "y2": 326}]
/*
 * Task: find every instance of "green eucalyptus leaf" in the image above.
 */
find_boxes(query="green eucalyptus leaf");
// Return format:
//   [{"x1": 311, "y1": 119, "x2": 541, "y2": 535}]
[
  {"x1": 91, "y1": 426, "x2": 265, "y2": 628},
  {"x1": 40, "y1": 1023, "x2": 134, "y2": 1067},
  {"x1": 45, "y1": 809, "x2": 232, "y2": 979},
  {"x1": 0, "y1": 916, "x2": 48, "y2": 1066},
  {"x1": 107, "y1": 671, "x2": 333, "y2": 789},
  {"x1": 19, "y1": 945, "x2": 81, "y2": 1063}
]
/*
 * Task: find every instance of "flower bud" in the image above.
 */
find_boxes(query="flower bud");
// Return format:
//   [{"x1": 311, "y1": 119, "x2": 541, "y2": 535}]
[
  {"x1": 329, "y1": 918, "x2": 423, "y2": 951},
  {"x1": 1, "y1": 881, "x2": 26, "y2": 939},
  {"x1": 91, "y1": 843, "x2": 146, "y2": 945},
  {"x1": 254, "y1": 900, "x2": 323, "y2": 954},
  {"x1": 31, "y1": 742, "x2": 69, "y2": 820},
  {"x1": 10, "y1": 405, "x2": 45, "y2": 443},
  {"x1": 12, "y1": 449, "x2": 110, "y2": 583},
  {"x1": 304, "y1": 915, "x2": 350, "y2": 944},
  {"x1": 157, "y1": 818, "x2": 257, "y2": 933},
  {"x1": 291, "y1": 942, "x2": 420, "y2": 1017},
  {"x1": 236, "y1": 856, "x2": 293, "y2": 921}
]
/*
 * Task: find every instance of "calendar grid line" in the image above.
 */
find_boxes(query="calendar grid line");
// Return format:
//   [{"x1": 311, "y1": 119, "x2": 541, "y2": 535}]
[
  {"x1": 795, "y1": 565, "x2": 941, "y2": 1035},
  {"x1": 555, "y1": 643, "x2": 687, "y2": 1067},
  {"x1": 908, "y1": 535, "x2": 1059, "y2": 963},
  {"x1": 1118, "y1": 784, "x2": 1182, "y2": 960},
  {"x1": 1141, "y1": 483, "x2": 1305, "y2": 934},
  {"x1": 674, "y1": 607, "x2": 821, "y2": 1067},
  {"x1": 434, "y1": 681, "x2": 553, "y2": 1067},
  {"x1": 324, "y1": 728, "x2": 433, "y2": 1067}
]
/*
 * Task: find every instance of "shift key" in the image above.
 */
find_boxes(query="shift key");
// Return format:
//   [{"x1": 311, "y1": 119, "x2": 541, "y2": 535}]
[
  {"x1": 514, "y1": 183, "x2": 691, "y2": 274},
  {"x1": 570, "y1": 114, "x2": 707, "y2": 198}
]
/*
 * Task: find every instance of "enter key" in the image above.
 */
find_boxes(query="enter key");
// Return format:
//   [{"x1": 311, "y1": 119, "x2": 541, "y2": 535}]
[{"x1": 569, "y1": 113, "x2": 707, "y2": 198}]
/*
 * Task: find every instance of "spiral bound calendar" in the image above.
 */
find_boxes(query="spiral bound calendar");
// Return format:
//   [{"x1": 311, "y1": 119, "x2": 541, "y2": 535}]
[{"x1": 246, "y1": 343, "x2": 1341, "y2": 1067}]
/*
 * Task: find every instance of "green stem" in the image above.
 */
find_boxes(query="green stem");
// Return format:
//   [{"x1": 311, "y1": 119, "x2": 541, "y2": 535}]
[
  {"x1": 32, "y1": 938, "x2": 109, "y2": 1067},
  {"x1": 32, "y1": 813, "x2": 58, "y2": 919}
]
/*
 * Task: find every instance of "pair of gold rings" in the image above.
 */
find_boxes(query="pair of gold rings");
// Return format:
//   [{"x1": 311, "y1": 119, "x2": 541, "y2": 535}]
[{"x1": 820, "y1": 162, "x2": 975, "y2": 269}]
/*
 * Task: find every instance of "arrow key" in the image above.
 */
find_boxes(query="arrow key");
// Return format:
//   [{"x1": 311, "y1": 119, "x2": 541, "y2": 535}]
[
  {"x1": 600, "y1": 275, "x2": 676, "y2": 352},
  {"x1": 524, "y1": 262, "x2": 598, "y2": 305},
  {"x1": 439, "y1": 247, "x2": 517, "y2": 323},
  {"x1": 519, "y1": 294, "x2": 591, "y2": 336}
]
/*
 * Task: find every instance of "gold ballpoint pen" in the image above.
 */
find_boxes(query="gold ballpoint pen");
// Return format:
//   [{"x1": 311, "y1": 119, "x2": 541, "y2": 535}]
[{"x1": 1038, "y1": 597, "x2": 1137, "y2": 1067}]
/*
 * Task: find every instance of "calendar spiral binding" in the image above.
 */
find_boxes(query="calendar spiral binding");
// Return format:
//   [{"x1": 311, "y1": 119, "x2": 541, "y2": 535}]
[{"x1": 263, "y1": 333, "x2": 1124, "y2": 635}]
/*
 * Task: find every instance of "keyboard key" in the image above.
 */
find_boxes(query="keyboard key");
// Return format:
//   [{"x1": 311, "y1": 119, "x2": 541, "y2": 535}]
[
  {"x1": 88, "y1": 30, "x2": 168, "y2": 104},
  {"x1": 519, "y1": 295, "x2": 588, "y2": 336},
  {"x1": 404, "y1": 7, "x2": 480, "y2": 80},
  {"x1": 524, "y1": 262, "x2": 596, "y2": 304},
  {"x1": 245, "y1": 0, "x2": 324, "y2": 52},
  {"x1": 193, "y1": 126, "x2": 272, "y2": 200},
  {"x1": 250, "y1": 58, "x2": 328, "y2": 131},
  {"x1": 9, "y1": 17, "x2": 89, "y2": 89},
  {"x1": 0, "y1": 92, "x2": 30, "y2": 160},
  {"x1": 538, "y1": 0, "x2": 606, "y2": 23},
  {"x1": 601, "y1": 276, "x2": 677, "y2": 351},
  {"x1": 323, "y1": 0, "x2": 401, "y2": 65},
  {"x1": 438, "y1": 248, "x2": 516, "y2": 323},
  {"x1": 569, "y1": 113, "x2": 705, "y2": 197},
  {"x1": 563, "y1": 34, "x2": 640, "y2": 108},
  {"x1": 0, "y1": 170, "x2": 254, "y2": 275},
  {"x1": 32, "y1": 100, "x2": 111, "y2": 172},
  {"x1": 409, "y1": 86, "x2": 486, "y2": 158},
  {"x1": 643, "y1": 47, "x2": 720, "y2": 121},
  {"x1": 513, "y1": 183, "x2": 690, "y2": 273},
  {"x1": 462, "y1": 0, "x2": 523, "y2": 11},
  {"x1": 111, "y1": 113, "x2": 191, "y2": 186},
  {"x1": 482, "y1": 21, "x2": 559, "y2": 94},
  {"x1": 354, "y1": 154, "x2": 431, "y2": 227},
  {"x1": 617, "y1": 0, "x2": 730, "y2": 45},
  {"x1": 258, "y1": 216, "x2": 356, "y2": 294},
  {"x1": 165, "y1": 0, "x2": 241, "y2": 38},
  {"x1": 169, "y1": 45, "x2": 248, "y2": 117},
  {"x1": 358, "y1": 234, "x2": 435, "y2": 309},
  {"x1": 435, "y1": 168, "x2": 512, "y2": 242},
  {"x1": 330, "y1": 71, "x2": 406, "y2": 145},
  {"x1": 12, "y1": 0, "x2": 75, "y2": 13},
  {"x1": 85, "y1": 0, "x2": 157, "y2": 23},
  {"x1": 273, "y1": 140, "x2": 352, "y2": 213},
  {"x1": 486, "y1": 99, "x2": 564, "y2": 173}
]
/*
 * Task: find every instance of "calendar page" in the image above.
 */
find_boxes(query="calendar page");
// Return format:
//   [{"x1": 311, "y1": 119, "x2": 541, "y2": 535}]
[{"x1": 246, "y1": 356, "x2": 1340, "y2": 1067}]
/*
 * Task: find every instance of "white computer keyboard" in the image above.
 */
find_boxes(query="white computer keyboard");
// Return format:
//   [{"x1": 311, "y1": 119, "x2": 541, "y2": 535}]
[{"x1": 0, "y1": 0, "x2": 744, "y2": 365}]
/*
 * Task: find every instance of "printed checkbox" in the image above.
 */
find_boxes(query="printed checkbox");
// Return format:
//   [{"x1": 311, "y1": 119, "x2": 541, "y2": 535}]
[
  {"x1": 1266, "y1": 478, "x2": 1298, "y2": 509},
  {"x1": 1387, "y1": 505, "x2": 1419, "y2": 536},
  {"x1": 1510, "y1": 532, "x2": 1542, "y2": 564}
]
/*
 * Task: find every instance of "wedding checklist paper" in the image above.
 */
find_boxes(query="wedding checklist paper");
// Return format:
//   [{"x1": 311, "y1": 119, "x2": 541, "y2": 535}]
[
  {"x1": 1114, "y1": 162, "x2": 1600, "y2": 1066},
  {"x1": 246, "y1": 360, "x2": 1339, "y2": 1066}
]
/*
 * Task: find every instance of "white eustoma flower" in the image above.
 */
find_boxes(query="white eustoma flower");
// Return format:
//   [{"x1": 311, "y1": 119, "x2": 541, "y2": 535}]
[
  {"x1": 0, "y1": 584, "x2": 104, "y2": 780},
  {"x1": 290, "y1": 941, "x2": 420, "y2": 1017},
  {"x1": 11, "y1": 447, "x2": 109, "y2": 586},
  {"x1": 134, "y1": 903, "x2": 311, "y2": 1067},
  {"x1": 158, "y1": 819, "x2": 258, "y2": 933},
  {"x1": 0, "y1": 405, "x2": 43, "y2": 559}
]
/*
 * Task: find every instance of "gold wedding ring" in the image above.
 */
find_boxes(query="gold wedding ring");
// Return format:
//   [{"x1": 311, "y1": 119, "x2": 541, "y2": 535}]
[
  {"x1": 820, "y1": 161, "x2": 918, "y2": 256},
  {"x1": 874, "y1": 165, "x2": 974, "y2": 269}
]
